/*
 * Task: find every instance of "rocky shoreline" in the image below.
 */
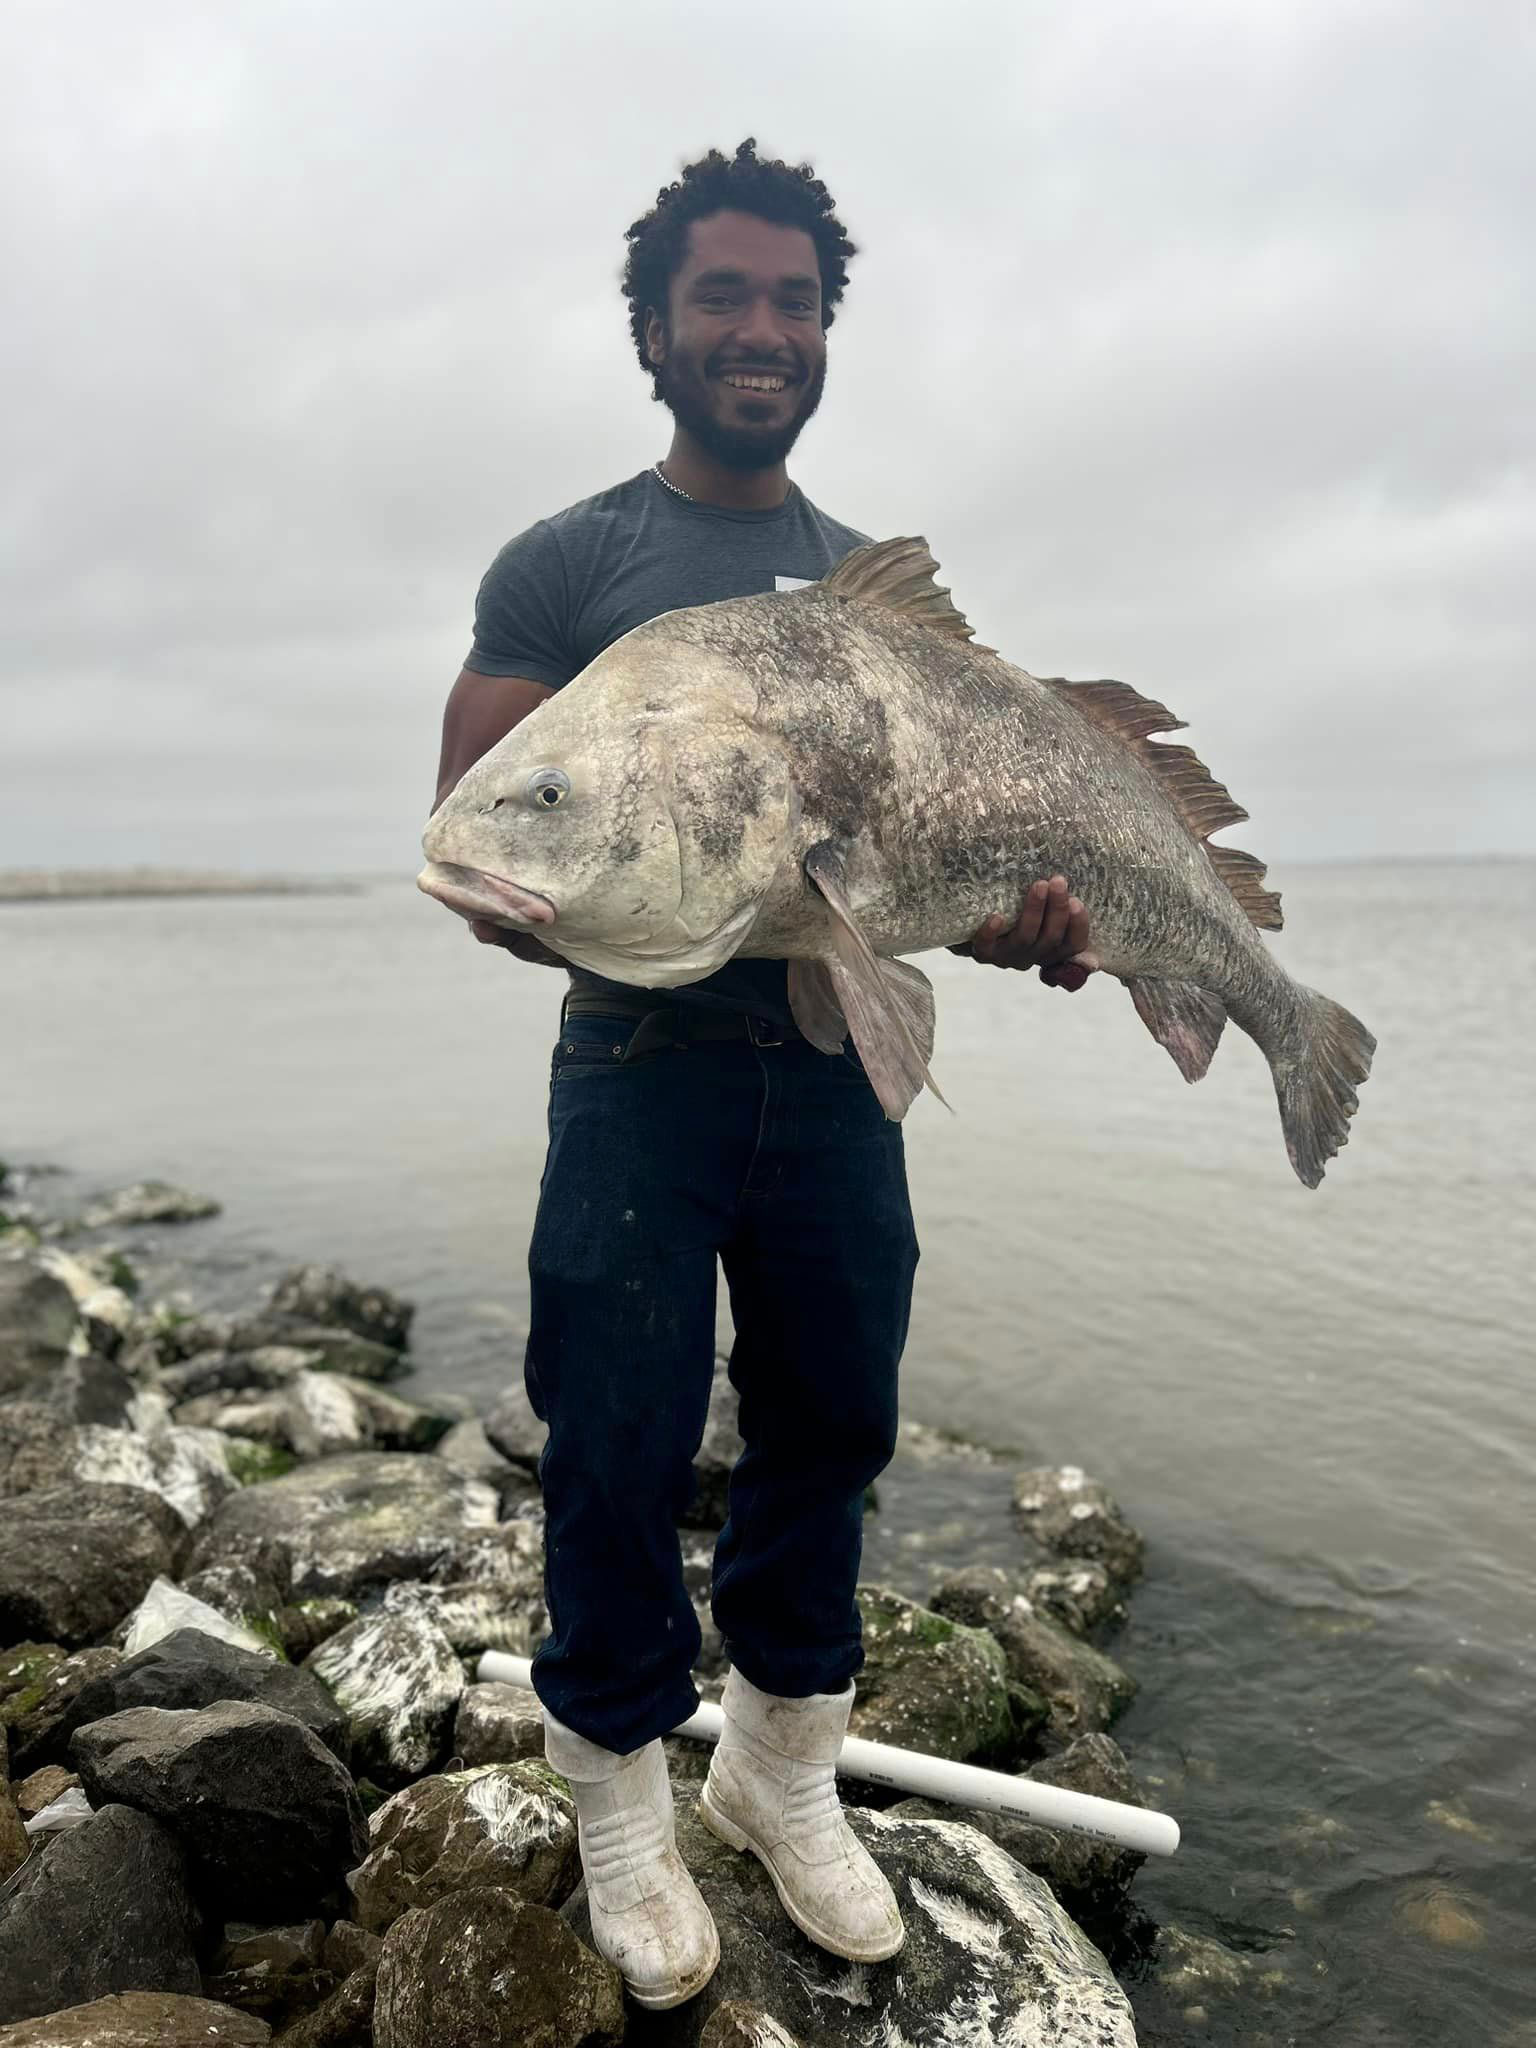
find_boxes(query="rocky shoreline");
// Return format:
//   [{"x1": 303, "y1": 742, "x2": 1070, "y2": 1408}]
[{"x1": 2, "y1": 1159, "x2": 1172, "y2": 2046}]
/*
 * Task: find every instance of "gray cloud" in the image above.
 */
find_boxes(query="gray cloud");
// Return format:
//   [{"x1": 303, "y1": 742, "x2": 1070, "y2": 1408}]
[{"x1": 2, "y1": 0, "x2": 1531, "y2": 868}]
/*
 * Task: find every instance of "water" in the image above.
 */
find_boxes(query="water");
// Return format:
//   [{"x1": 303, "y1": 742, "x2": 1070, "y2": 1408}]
[{"x1": 3, "y1": 861, "x2": 1533, "y2": 2043}]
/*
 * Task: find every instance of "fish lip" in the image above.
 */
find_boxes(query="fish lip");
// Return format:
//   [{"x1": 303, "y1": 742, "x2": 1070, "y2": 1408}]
[{"x1": 416, "y1": 862, "x2": 556, "y2": 927}]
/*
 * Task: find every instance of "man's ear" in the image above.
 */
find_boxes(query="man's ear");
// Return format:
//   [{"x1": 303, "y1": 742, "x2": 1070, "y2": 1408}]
[{"x1": 644, "y1": 306, "x2": 667, "y2": 367}]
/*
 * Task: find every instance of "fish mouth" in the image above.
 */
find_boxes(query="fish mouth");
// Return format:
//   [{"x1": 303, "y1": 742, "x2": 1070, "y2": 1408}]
[{"x1": 416, "y1": 861, "x2": 556, "y2": 927}]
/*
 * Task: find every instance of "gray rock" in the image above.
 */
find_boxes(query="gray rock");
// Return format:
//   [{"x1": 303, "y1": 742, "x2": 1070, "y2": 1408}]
[
  {"x1": 0, "y1": 1991, "x2": 271, "y2": 2045},
  {"x1": 304, "y1": 1609, "x2": 464, "y2": 1786},
  {"x1": 1019, "y1": 1558, "x2": 1128, "y2": 1637},
  {"x1": 433, "y1": 1416, "x2": 519, "y2": 1488},
  {"x1": 374, "y1": 1886, "x2": 623, "y2": 2048},
  {"x1": 453, "y1": 1682, "x2": 546, "y2": 1769},
  {"x1": 70, "y1": 1699, "x2": 369, "y2": 1920},
  {"x1": 684, "y1": 1363, "x2": 745, "y2": 1529},
  {"x1": 269, "y1": 1956, "x2": 378, "y2": 2048},
  {"x1": 427, "y1": 1513, "x2": 545, "y2": 1594},
  {"x1": 480, "y1": 1381, "x2": 546, "y2": 1475},
  {"x1": 4, "y1": 1648, "x2": 124, "y2": 1777},
  {"x1": 931, "y1": 1566, "x2": 1137, "y2": 1749},
  {"x1": 0, "y1": 1401, "x2": 81, "y2": 1495},
  {"x1": 181, "y1": 1555, "x2": 291, "y2": 1635},
  {"x1": 0, "y1": 1483, "x2": 184, "y2": 1650},
  {"x1": 701, "y1": 2004, "x2": 804, "y2": 2048},
  {"x1": 148, "y1": 1308, "x2": 238, "y2": 1363},
  {"x1": 20, "y1": 1627, "x2": 348, "y2": 1775},
  {"x1": 201, "y1": 1919, "x2": 334, "y2": 2028},
  {"x1": 159, "y1": 1345, "x2": 316, "y2": 1404},
  {"x1": 70, "y1": 1420, "x2": 240, "y2": 1528},
  {"x1": 889, "y1": 1732, "x2": 1150, "y2": 1921},
  {"x1": 230, "y1": 1316, "x2": 410, "y2": 1383},
  {"x1": 852, "y1": 1584, "x2": 1043, "y2": 1765},
  {"x1": 32, "y1": 1247, "x2": 139, "y2": 1358},
  {"x1": 565, "y1": 1805, "x2": 1138, "y2": 2046},
  {"x1": 348, "y1": 1763, "x2": 578, "y2": 1935},
  {"x1": 79, "y1": 1180, "x2": 221, "y2": 1228},
  {"x1": 379, "y1": 1579, "x2": 534, "y2": 1657},
  {"x1": 0, "y1": 1256, "x2": 78, "y2": 1395},
  {"x1": 1, "y1": 1775, "x2": 28, "y2": 1882},
  {"x1": 267, "y1": 1267, "x2": 413, "y2": 1353},
  {"x1": 1012, "y1": 1466, "x2": 1145, "y2": 1591},
  {"x1": 1, "y1": 1639, "x2": 67, "y2": 1705},
  {"x1": 0, "y1": 1804, "x2": 203, "y2": 2025},
  {"x1": 46, "y1": 1352, "x2": 140, "y2": 1427},
  {"x1": 185, "y1": 1452, "x2": 499, "y2": 1603},
  {"x1": 176, "y1": 1375, "x2": 453, "y2": 1463},
  {"x1": 273, "y1": 1598, "x2": 358, "y2": 1664},
  {"x1": 321, "y1": 1921, "x2": 382, "y2": 1979}
]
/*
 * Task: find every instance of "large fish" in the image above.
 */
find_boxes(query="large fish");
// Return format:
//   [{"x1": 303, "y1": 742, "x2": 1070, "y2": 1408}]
[{"x1": 421, "y1": 538, "x2": 1374, "y2": 1184}]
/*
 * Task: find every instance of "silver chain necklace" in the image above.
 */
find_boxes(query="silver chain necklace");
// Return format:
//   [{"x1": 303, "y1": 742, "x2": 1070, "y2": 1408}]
[{"x1": 652, "y1": 461, "x2": 696, "y2": 503}]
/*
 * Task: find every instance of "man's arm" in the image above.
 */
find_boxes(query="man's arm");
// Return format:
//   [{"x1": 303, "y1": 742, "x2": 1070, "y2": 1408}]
[{"x1": 431, "y1": 668, "x2": 564, "y2": 963}]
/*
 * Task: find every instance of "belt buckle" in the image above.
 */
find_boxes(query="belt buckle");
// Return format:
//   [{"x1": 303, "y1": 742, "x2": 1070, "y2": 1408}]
[{"x1": 748, "y1": 1015, "x2": 783, "y2": 1048}]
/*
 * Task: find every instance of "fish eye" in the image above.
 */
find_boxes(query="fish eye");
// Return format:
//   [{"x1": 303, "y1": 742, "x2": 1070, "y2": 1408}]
[{"x1": 526, "y1": 768, "x2": 571, "y2": 809}]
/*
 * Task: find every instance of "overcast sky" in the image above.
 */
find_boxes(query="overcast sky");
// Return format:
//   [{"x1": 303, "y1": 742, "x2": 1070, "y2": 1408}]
[{"x1": 2, "y1": 0, "x2": 1531, "y2": 873}]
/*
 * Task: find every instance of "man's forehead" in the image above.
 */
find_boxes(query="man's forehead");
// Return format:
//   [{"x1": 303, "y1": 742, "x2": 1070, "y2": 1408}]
[{"x1": 677, "y1": 210, "x2": 821, "y2": 288}]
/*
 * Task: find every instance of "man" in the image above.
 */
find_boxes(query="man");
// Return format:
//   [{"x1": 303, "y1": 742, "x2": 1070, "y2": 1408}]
[{"x1": 431, "y1": 140, "x2": 1095, "y2": 2010}]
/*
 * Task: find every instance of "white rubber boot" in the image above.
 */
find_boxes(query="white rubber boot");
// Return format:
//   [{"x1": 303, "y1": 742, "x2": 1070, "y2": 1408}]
[
  {"x1": 543, "y1": 1712, "x2": 720, "y2": 2010},
  {"x1": 697, "y1": 1667, "x2": 905, "y2": 1962}
]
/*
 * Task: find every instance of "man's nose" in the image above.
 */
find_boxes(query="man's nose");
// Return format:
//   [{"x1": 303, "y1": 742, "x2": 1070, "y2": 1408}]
[{"x1": 733, "y1": 293, "x2": 791, "y2": 358}]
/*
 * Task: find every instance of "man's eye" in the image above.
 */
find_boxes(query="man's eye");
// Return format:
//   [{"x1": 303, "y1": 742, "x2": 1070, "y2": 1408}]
[{"x1": 527, "y1": 769, "x2": 570, "y2": 808}]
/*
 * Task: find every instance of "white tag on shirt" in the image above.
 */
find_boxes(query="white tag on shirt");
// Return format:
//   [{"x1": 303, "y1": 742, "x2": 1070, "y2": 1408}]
[{"x1": 774, "y1": 575, "x2": 813, "y2": 592}]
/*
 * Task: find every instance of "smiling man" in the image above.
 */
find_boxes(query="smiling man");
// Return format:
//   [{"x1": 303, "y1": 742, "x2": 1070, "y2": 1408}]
[{"x1": 431, "y1": 140, "x2": 1094, "y2": 2011}]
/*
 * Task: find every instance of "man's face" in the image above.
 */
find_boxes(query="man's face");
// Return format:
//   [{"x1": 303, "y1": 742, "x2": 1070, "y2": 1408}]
[{"x1": 646, "y1": 210, "x2": 828, "y2": 471}]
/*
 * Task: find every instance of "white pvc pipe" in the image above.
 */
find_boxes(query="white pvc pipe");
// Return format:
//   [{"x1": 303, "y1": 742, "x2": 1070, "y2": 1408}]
[{"x1": 475, "y1": 1650, "x2": 1180, "y2": 1859}]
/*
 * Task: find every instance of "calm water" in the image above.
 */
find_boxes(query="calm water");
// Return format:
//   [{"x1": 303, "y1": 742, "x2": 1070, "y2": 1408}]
[{"x1": 2, "y1": 863, "x2": 1533, "y2": 2043}]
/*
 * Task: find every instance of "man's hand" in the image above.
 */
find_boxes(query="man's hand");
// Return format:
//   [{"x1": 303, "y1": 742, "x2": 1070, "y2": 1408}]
[
  {"x1": 953, "y1": 875, "x2": 1099, "y2": 991},
  {"x1": 469, "y1": 918, "x2": 565, "y2": 968}
]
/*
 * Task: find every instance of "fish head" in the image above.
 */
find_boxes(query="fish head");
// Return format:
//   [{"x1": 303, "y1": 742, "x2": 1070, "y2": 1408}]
[{"x1": 419, "y1": 634, "x2": 797, "y2": 984}]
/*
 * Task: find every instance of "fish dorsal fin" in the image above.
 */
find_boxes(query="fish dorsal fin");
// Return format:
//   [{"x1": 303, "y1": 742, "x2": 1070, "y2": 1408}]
[
  {"x1": 818, "y1": 538, "x2": 981, "y2": 645},
  {"x1": 1044, "y1": 676, "x2": 1284, "y2": 932}
]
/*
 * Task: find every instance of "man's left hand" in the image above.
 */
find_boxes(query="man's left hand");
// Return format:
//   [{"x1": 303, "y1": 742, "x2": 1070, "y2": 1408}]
[{"x1": 954, "y1": 875, "x2": 1099, "y2": 991}]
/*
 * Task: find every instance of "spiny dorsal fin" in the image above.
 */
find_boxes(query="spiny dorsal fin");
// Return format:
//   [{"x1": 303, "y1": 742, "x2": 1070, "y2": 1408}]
[
  {"x1": 818, "y1": 537, "x2": 981, "y2": 645},
  {"x1": 1044, "y1": 675, "x2": 1284, "y2": 932}
]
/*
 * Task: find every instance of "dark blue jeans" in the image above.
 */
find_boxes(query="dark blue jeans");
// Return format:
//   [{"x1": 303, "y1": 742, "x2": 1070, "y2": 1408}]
[{"x1": 523, "y1": 1009, "x2": 919, "y2": 1755}]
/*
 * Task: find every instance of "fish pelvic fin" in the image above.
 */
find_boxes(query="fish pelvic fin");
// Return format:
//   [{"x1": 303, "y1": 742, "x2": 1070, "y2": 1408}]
[
  {"x1": 787, "y1": 958, "x2": 849, "y2": 1053},
  {"x1": 817, "y1": 538, "x2": 991, "y2": 649},
  {"x1": 1126, "y1": 976, "x2": 1227, "y2": 1082},
  {"x1": 1272, "y1": 988, "x2": 1377, "y2": 1189},
  {"x1": 1043, "y1": 677, "x2": 1284, "y2": 932},
  {"x1": 804, "y1": 841, "x2": 948, "y2": 1119}
]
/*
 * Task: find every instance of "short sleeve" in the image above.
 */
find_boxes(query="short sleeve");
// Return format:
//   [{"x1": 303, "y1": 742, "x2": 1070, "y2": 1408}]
[{"x1": 463, "y1": 520, "x2": 577, "y2": 688}]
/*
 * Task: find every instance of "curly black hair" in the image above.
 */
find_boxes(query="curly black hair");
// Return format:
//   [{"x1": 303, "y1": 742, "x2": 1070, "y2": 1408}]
[{"x1": 622, "y1": 138, "x2": 858, "y2": 396}]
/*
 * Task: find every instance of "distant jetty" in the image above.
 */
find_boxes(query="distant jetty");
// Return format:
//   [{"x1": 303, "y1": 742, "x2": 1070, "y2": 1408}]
[{"x1": 0, "y1": 869, "x2": 362, "y2": 903}]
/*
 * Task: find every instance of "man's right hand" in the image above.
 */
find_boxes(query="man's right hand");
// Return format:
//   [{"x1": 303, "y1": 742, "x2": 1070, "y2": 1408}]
[{"x1": 469, "y1": 918, "x2": 565, "y2": 967}]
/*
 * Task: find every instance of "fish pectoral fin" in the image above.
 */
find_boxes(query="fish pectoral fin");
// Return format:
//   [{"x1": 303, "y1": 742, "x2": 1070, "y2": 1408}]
[
  {"x1": 1126, "y1": 975, "x2": 1228, "y2": 1082},
  {"x1": 787, "y1": 959, "x2": 849, "y2": 1053},
  {"x1": 804, "y1": 841, "x2": 948, "y2": 1119}
]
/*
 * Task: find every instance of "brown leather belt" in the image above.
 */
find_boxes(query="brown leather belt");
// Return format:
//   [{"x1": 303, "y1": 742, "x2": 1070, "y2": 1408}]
[{"x1": 561, "y1": 989, "x2": 799, "y2": 1052}]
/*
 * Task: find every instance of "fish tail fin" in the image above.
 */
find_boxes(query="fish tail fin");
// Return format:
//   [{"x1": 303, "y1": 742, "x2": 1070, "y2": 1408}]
[{"x1": 1266, "y1": 987, "x2": 1376, "y2": 1188}]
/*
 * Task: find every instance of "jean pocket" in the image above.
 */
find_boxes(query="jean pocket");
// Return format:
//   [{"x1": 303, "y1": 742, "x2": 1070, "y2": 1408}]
[{"x1": 551, "y1": 1017, "x2": 669, "y2": 1076}]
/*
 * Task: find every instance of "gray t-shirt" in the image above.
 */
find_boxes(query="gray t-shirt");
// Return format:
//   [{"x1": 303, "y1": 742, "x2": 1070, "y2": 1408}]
[{"x1": 464, "y1": 468, "x2": 869, "y2": 1025}]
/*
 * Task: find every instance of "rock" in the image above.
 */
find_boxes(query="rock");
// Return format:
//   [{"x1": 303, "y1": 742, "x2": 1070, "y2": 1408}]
[
  {"x1": 20, "y1": 1628, "x2": 348, "y2": 1775},
  {"x1": 433, "y1": 1416, "x2": 520, "y2": 1489},
  {"x1": 453, "y1": 1683, "x2": 545, "y2": 1768},
  {"x1": 0, "y1": 1777, "x2": 28, "y2": 1881},
  {"x1": 851, "y1": 1584, "x2": 1043, "y2": 1765},
  {"x1": 931, "y1": 1566, "x2": 1137, "y2": 1749},
  {"x1": 12, "y1": 1763, "x2": 79, "y2": 1817},
  {"x1": 702, "y1": 2004, "x2": 804, "y2": 2047},
  {"x1": 159, "y1": 1346, "x2": 316, "y2": 1404},
  {"x1": 267, "y1": 1267, "x2": 413, "y2": 1353},
  {"x1": 684, "y1": 1363, "x2": 745, "y2": 1529},
  {"x1": 1019, "y1": 1558, "x2": 1127, "y2": 1637},
  {"x1": 279, "y1": 1374, "x2": 455, "y2": 1460},
  {"x1": 321, "y1": 1922, "x2": 381, "y2": 1978},
  {"x1": 148, "y1": 1308, "x2": 238, "y2": 1363},
  {"x1": 269, "y1": 1955, "x2": 378, "y2": 2048},
  {"x1": 1, "y1": 1640, "x2": 66, "y2": 1706},
  {"x1": 80, "y1": 1180, "x2": 221, "y2": 1228},
  {"x1": 180, "y1": 1558, "x2": 291, "y2": 1646},
  {"x1": 201, "y1": 1919, "x2": 334, "y2": 2028},
  {"x1": 0, "y1": 1256, "x2": 78, "y2": 1395},
  {"x1": 186, "y1": 1453, "x2": 499, "y2": 1604},
  {"x1": 121, "y1": 1576, "x2": 280, "y2": 1660},
  {"x1": 480, "y1": 1381, "x2": 546, "y2": 1475},
  {"x1": 230, "y1": 1316, "x2": 410, "y2": 1383},
  {"x1": 0, "y1": 1483, "x2": 183, "y2": 1650},
  {"x1": 1012, "y1": 1466, "x2": 1145, "y2": 1591},
  {"x1": 347, "y1": 1762, "x2": 578, "y2": 1936},
  {"x1": 373, "y1": 1886, "x2": 623, "y2": 2048},
  {"x1": 0, "y1": 1804, "x2": 203, "y2": 2025},
  {"x1": 70, "y1": 1699, "x2": 369, "y2": 1920},
  {"x1": 34, "y1": 1247, "x2": 139, "y2": 1357},
  {"x1": 45, "y1": 1352, "x2": 141, "y2": 1427},
  {"x1": 428, "y1": 1514, "x2": 546, "y2": 1593},
  {"x1": 0, "y1": 1400, "x2": 81, "y2": 1495},
  {"x1": 380, "y1": 1579, "x2": 535, "y2": 1657},
  {"x1": 304, "y1": 1609, "x2": 464, "y2": 1787},
  {"x1": 4, "y1": 1648, "x2": 124, "y2": 1777},
  {"x1": 565, "y1": 1805, "x2": 1138, "y2": 2046},
  {"x1": 71, "y1": 1421, "x2": 240, "y2": 1528},
  {"x1": 0, "y1": 1991, "x2": 272, "y2": 2044},
  {"x1": 273, "y1": 1599, "x2": 358, "y2": 1664},
  {"x1": 889, "y1": 1732, "x2": 1150, "y2": 1923}
]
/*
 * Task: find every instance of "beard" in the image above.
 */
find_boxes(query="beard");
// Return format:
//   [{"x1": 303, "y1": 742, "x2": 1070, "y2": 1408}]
[{"x1": 656, "y1": 344, "x2": 827, "y2": 471}]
